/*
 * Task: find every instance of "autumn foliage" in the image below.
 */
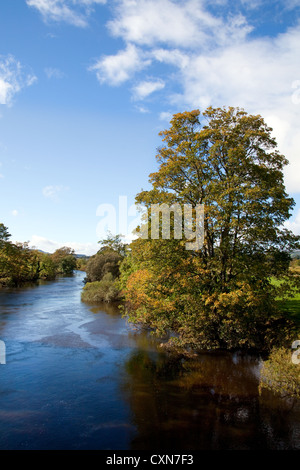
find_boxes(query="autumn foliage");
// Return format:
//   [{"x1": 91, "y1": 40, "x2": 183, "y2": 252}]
[
  {"x1": 0, "y1": 224, "x2": 77, "y2": 286},
  {"x1": 120, "y1": 107, "x2": 300, "y2": 352}
]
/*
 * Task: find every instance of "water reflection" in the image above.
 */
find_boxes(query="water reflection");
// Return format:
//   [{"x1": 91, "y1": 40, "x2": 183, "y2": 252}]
[
  {"x1": 0, "y1": 271, "x2": 299, "y2": 450},
  {"x1": 122, "y1": 349, "x2": 300, "y2": 450}
]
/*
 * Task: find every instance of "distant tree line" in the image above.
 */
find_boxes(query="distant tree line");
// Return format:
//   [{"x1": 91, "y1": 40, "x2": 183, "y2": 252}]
[{"x1": 0, "y1": 223, "x2": 77, "y2": 287}]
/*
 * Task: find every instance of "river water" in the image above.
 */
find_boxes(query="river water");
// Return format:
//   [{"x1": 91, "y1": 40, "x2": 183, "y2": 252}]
[{"x1": 0, "y1": 270, "x2": 299, "y2": 450}]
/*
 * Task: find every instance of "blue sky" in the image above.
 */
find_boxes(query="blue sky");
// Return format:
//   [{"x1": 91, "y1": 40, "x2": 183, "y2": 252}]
[{"x1": 0, "y1": 0, "x2": 300, "y2": 255}]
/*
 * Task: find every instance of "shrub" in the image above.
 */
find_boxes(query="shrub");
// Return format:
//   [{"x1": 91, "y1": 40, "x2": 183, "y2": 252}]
[
  {"x1": 85, "y1": 252, "x2": 122, "y2": 282},
  {"x1": 51, "y1": 247, "x2": 77, "y2": 275},
  {"x1": 81, "y1": 273, "x2": 121, "y2": 303},
  {"x1": 259, "y1": 346, "x2": 300, "y2": 399}
]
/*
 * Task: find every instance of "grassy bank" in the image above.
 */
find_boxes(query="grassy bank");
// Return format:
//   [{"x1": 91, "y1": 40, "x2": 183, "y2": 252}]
[{"x1": 272, "y1": 276, "x2": 300, "y2": 325}]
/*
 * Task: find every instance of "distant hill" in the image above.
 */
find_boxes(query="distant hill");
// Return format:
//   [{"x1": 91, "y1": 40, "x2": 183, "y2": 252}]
[
  {"x1": 31, "y1": 248, "x2": 89, "y2": 259},
  {"x1": 291, "y1": 250, "x2": 300, "y2": 259}
]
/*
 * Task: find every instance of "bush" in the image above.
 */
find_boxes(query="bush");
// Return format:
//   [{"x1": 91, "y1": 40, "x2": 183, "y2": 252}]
[
  {"x1": 51, "y1": 247, "x2": 77, "y2": 275},
  {"x1": 85, "y1": 251, "x2": 122, "y2": 282},
  {"x1": 81, "y1": 273, "x2": 121, "y2": 303},
  {"x1": 259, "y1": 347, "x2": 300, "y2": 399}
]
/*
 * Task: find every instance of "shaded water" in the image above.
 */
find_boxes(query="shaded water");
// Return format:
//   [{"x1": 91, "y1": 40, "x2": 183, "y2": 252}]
[{"x1": 0, "y1": 271, "x2": 299, "y2": 450}]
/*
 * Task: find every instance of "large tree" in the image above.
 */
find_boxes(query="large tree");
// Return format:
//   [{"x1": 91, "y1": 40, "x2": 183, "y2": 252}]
[{"x1": 121, "y1": 107, "x2": 300, "y2": 351}]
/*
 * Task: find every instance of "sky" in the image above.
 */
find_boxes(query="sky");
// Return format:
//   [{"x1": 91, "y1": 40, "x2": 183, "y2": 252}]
[{"x1": 0, "y1": 0, "x2": 300, "y2": 255}]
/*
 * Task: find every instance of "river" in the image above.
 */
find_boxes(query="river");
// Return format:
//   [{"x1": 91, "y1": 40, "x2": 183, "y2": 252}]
[{"x1": 0, "y1": 270, "x2": 299, "y2": 450}]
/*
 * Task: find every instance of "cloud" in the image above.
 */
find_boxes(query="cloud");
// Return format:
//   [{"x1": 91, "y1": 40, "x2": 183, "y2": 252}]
[
  {"x1": 159, "y1": 111, "x2": 173, "y2": 122},
  {"x1": 172, "y1": 25, "x2": 300, "y2": 109},
  {"x1": 26, "y1": 0, "x2": 107, "y2": 27},
  {"x1": 89, "y1": 1, "x2": 251, "y2": 91},
  {"x1": 284, "y1": 209, "x2": 300, "y2": 235},
  {"x1": 89, "y1": 44, "x2": 151, "y2": 86},
  {"x1": 42, "y1": 185, "x2": 69, "y2": 201},
  {"x1": 0, "y1": 80, "x2": 12, "y2": 105},
  {"x1": 274, "y1": 0, "x2": 300, "y2": 9},
  {"x1": 132, "y1": 79, "x2": 165, "y2": 100},
  {"x1": 135, "y1": 105, "x2": 150, "y2": 113},
  {"x1": 163, "y1": 25, "x2": 300, "y2": 192},
  {"x1": 89, "y1": 0, "x2": 300, "y2": 194},
  {"x1": 24, "y1": 0, "x2": 300, "y2": 194},
  {"x1": 151, "y1": 48, "x2": 190, "y2": 69},
  {"x1": 29, "y1": 234, "x2": 99, "y2": 256},
  {"x1": 44, "y1": 67, "x2": 66, "y2": 79},
  {"x1": 12, "y1": 210, "x2": 19, "y2": 216},
  {"x1": 0, "y1": 55, "x2": 37, "y2": 106},
  {"x1": 108, "y1": 0, "x2": 251, "y2": 48}
]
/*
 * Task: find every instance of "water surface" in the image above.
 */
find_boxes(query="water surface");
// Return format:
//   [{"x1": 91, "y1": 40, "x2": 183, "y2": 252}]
[{"x1": 0, "y1": 271, "x2": 299, "y2": 450}]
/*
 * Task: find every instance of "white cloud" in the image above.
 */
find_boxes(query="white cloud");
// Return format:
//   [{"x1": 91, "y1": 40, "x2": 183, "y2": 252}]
[
  {"x1": 29, "y1": 234, "x2": 99, "y2": 256},
  {"x1": 284, "y1": 209, "x2": 300, "y2": 235},
  {"x1": 162, "y1": 24, "x2": 300, "y2": 193},
  {"x1": 159, "y1": 111, "x2": 173, "y2": 122},
  {"x1": 89, "y1": 1, "x2": 251, "y2": 91},
  {"x1": 44, "y1": 67, "x2": 66, "y2": 79},
  {"x1": 88, "y1": 0, "x2": 251, "y2": 90},
  {"x1": 12, "y1": 210, "x2": 19, "y2": 216},
  {"x1": 42, "y1": 185, "x2": 69, "y2": 201},
  {"x1": 132, "y1": 79, "x2": 165, "y2": 100},
  {"x1": 26, "y1": 0, "x2": 106, "y2": 27},
  {"x1": 0, "y1": 55, "x2": 37, "y2": 106},
  {"x1": 89, "y1": 44, "x2": 151, "y2": 86},
  {"x1": 108, "y1": 0, "x2": 251, "y2": 48},
  {"x1": 102, "y1": 1, "x2": 300, "y2": 193},
  {"x1": 135, "y1": 105, "x2": 150, "y2": 113},
  {"x1": 152, "y1": 48, "x2": 190, "y2": 69},
  {"x1": 279, "y1": 0, "x2": 300, "y2": 9},
  {"x1": 24, "y1": 0, "x2": 300, "y2": 195},
  {"x1": 238, "y1": 0, "x2": 263, "y2": 8},
  {"x1": 89, "y1": 0, "x2": 300, "y2": 194},
  {"x1": 0, "y1": 79, "x2": 12, "y2": 105}
]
